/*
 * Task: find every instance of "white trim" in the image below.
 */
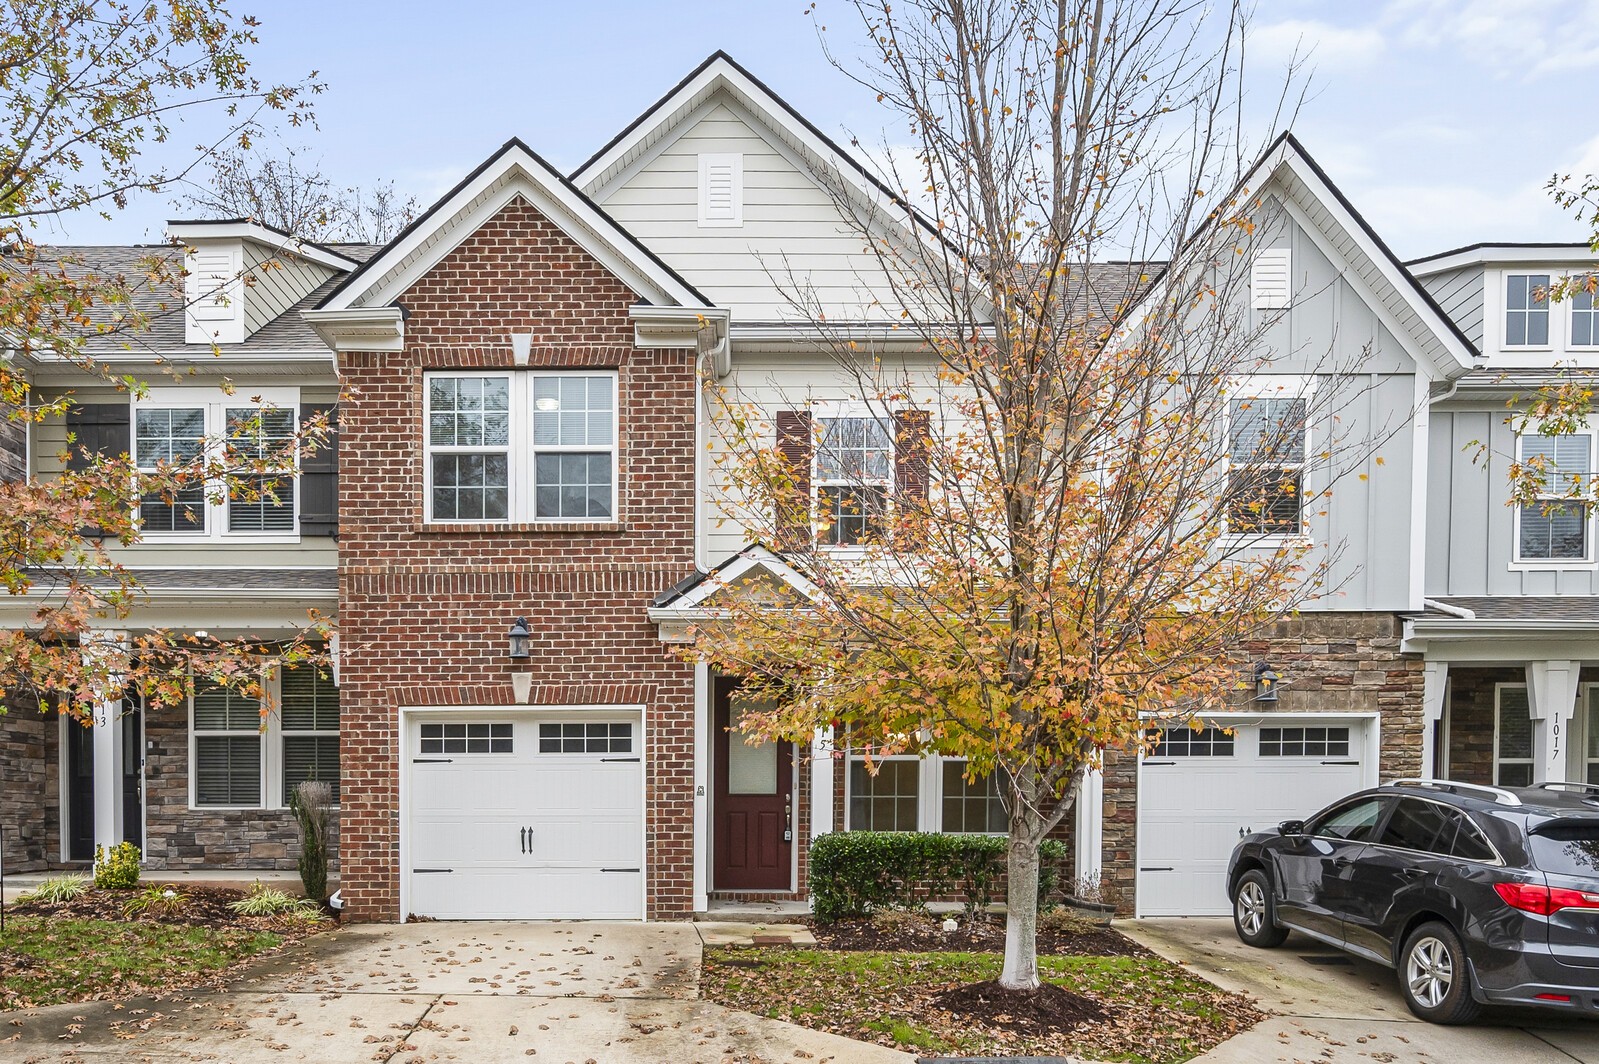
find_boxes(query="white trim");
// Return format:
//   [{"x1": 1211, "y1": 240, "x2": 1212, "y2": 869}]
[
  {"x1": 56, "y1": 713, "x2": 72, "y2": 863},
  {"x1": 397, "y1": 703, "x2": 649, "y2": 923},
  {"x1": 1409, "y1": 245, "x2": 1598, "y2": 277},
  {"x1": 319, "y1": 144, "x2": 709, "y2": 314},
  {"x1": 166, "y1": 220, "x2": 360, "y2": 272},
  {"x1": 300, "y1": 307, "x2": 405, "y2": 354},
  {"x1": 1221, "y1": 377, "x2": 1315, "y2": 543},
  {"x1": 840, "y1": 747, "x2": 1007, "y2": 835},
  {"x1": 692, "y1": 663, "x2": 710, "y2": 913},
  {"x1": 1073, "y1": 767, "x2": 1103, "y2": 888}
]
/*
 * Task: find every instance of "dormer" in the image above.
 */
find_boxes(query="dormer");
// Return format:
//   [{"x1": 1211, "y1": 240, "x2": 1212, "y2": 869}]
[
  {"x1": 1409, "y1": 243, "x2": 1599, "y2": 365},
  {"x1": 167, "y1": 219, "x2": 360, "y2": 345}
]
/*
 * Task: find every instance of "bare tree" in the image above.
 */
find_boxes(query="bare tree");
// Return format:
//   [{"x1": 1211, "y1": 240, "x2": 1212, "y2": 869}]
[{"x1": 174, "y1": 141, "x2": 419, "y2": 242}]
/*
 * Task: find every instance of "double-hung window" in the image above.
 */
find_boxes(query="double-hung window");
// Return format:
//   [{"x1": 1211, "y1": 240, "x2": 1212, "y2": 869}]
[
  {"x1": 1572, "y1": 284, "x2": 1599, "y2": 348},
  {"x1": 190, "y1": 661, "x2": 340, "y2": 809},
  {"x1": 1226, "y1": 395, "x2": 1307, "y2": 535},
  {"x1": 132, "y1": 389, "x2": 300, "y2": 539},
  {"x1": 815, "y1": 414, "x2": 893, "y2": 546},
  {"x1": 847, "y1": 751, "x2": 1008, "y2": 834},
  {"x1": 1495, "y1": 685, "x2": 1534, "y2": 788},
  {"x1": 424, "y1": 372, "x2": 617, "y2": 523},
  {"x1": 1505, "y1": 274, "x2": 1551, "y2": 347},
  {"x1": 1515, "y1": 432, "x2": 1593, "y2": 562}
]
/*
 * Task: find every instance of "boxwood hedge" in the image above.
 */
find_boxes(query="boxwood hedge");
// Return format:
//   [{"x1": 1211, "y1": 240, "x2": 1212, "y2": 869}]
[{"x1": 808, "y1": 831, "x2": 1069, "y2": 922}]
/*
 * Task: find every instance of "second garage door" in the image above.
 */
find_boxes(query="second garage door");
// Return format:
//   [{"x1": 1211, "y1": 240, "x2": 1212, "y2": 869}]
[
  {"x1": 405, "y1": 713, "x2": 644, "y2": 920},
  {"x1": 1137, "y1": 718, "x2": 1371, "y2": 917}
]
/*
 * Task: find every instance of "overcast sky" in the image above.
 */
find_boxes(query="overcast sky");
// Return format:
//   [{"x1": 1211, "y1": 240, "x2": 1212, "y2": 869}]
[{"x1": 42, "y1": 0, "x2": 1597, "y2": 260}]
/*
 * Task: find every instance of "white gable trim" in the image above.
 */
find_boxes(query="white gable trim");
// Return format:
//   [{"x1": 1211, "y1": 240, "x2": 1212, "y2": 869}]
[
  {"x1": 318, "y1": 142, "x2": 709, "y2": 314},
  {"x1": 166, "y1": 220, "x2": 359, "y2": 272}
]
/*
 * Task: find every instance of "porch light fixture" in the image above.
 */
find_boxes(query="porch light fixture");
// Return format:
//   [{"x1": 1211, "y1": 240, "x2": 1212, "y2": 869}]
[
  {"x1": 1254, "y1": 662, "x2": 1280, "y2": 702},
  {"x1": 507, "y1": 617, "x2": 531, "y2": 659}
]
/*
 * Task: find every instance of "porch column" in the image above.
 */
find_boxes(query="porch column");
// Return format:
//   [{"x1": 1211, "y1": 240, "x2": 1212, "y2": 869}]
[
  {"x1": 1421, "y1": 661, "x2": 1448, "y2": 779},
  {"x1": 810, "y1": 726, "x2": 835, "y2": 839},
  {"x1": 1073, "y1": 765, "x2": 1104, "y2": 890},
  {"x1": 1527, "y1": 659, "x2": 1581, "y2": 784},
  {"x1": 80, "y1": 631, "x2": 128, "y2": 862},
  {"x1": 692, "y1": 662, "x2": 710, "y2": 914}
]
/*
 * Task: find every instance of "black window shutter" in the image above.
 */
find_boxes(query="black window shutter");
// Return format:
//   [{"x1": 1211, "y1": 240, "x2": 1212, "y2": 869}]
[
  {"x1": 298, "y1": 403, "x2": 338, "y2": 538},
  {"x1": 64, "y1": 404, "x2": 131, "y2": 471}
]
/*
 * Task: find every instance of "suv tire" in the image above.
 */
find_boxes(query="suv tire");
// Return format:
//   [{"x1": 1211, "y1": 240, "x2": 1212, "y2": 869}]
[
  {"x1": 1232, "y1": 869, "x2": 1288, "y2": 948},
  {"x1": 1399, "y1": 921, "x2": 1480, "y2": 1024}
]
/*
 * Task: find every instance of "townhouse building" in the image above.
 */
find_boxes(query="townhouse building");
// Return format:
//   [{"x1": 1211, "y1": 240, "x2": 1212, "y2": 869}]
[{"x1": 1, "y1": 52, "x2": 1592, "y2": 922}]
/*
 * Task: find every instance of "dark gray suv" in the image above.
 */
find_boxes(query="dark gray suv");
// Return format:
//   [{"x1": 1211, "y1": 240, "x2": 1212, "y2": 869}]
[{"x1": 1227, "y1": 778, "x2": 1599, "y2": 1024}]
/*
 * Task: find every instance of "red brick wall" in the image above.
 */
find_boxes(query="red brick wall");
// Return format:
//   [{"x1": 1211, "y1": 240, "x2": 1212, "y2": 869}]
[{"x1": 336, "y1": 195, "x2": 698, "y2": 922}]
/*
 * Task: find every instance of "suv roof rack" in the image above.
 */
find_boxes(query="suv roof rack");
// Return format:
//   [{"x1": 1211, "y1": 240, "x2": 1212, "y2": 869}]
[
  {"x1": 1388, "y1": 778, "x2": 1523, "y2": 806},
  {"x1": 1534, "y1": 782, "x2": 1599, "y2": 796}
]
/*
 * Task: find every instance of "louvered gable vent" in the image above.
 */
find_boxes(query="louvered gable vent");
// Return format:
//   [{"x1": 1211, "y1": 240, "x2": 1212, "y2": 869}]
[
  {"x1": 1251, "y1": 248, "x2": 1292, "y2": 310},
  {"x1": 698, "y1": 153, "x2": 743, "y2": 227}
]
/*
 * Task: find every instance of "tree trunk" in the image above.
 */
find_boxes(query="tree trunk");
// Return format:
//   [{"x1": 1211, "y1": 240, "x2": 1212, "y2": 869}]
[{"x1": 999, "y1": 827, "x2": 1042, "y2": 990}]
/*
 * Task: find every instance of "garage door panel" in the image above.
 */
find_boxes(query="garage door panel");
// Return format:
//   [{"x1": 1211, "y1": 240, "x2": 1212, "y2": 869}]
[
  {"x1": 405, "y1": 714, "x2": 645, "y2": 920},
  {"x1": 1139, "y1": 720, "x2": 1368, "y2": 918}
]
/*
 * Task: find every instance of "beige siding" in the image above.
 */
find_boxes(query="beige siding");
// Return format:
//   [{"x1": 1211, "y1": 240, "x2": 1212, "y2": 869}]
[
  {"x1": 242, "y1": 243, "x2": 336, "y2": 337},
  {"x1": 594, "y1": 98, "x2": 909, "y2": 322}
]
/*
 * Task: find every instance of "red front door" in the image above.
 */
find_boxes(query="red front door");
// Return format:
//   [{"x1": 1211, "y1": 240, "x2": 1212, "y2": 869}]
[{"x1": 713, "y1": 678, "x2": 793, "y2": 890}]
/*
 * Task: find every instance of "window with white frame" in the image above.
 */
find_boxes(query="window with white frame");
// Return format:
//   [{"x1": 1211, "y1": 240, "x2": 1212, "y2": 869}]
[
  {"x1": 133, "y1": 391, "x2": 300, "y2": 539},
  {"x1": 1226, "y1": 396, "x2": 1307, "y2": 535},
  {"x1": 1515, "y1": 432, "x2": 1593, "y2": 562},
  {"x1": 815, "y1": 414, "x2": 893, "y2": 546},
  {"x1": 1572, "y1": 284, "x2": 1599, "y2": 348},
  {"x1": 1495, "y1": 685, "x2": 1534, "y2": 788},
  {"x1": 190, "y1": 661, "x2": 340, "y2": 809},
  {"x1": 424, "y1": 372, "x2": 617, "y2": 523},
  {"x1": 1505, "y1": 274, "x2": 1551, "y2": 347},
  {"x1": 847, "y1": 752, "x2": 1008, "y2": 834},
  {"x1": 280, "y1": 665, "x2": 339, "y2": 803}
]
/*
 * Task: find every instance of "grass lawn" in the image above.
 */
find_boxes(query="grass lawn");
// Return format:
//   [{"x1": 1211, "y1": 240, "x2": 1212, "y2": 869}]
[
  {"x1": 702, "y1": 947, "x2": 1261, "y2": 1063},
  {"x1": 0, "y1": 915, "x2": 282, "y2": 1009}
]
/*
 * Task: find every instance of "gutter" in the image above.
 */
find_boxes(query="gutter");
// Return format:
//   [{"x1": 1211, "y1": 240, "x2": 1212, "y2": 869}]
[{"x1": 1422, "y1": 598, "x2": 1476, "y2": 620}]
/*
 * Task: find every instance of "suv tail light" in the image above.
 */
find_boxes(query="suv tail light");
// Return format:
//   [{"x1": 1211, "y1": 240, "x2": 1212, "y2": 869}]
[{"x1": 1494, "y1": 881, "x2": 1599, "y2": 916}]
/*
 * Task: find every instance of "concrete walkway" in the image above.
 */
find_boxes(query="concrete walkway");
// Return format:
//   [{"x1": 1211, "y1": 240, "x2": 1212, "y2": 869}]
[
  {"x1": 0, "y1": 921, "x2": 909, "y2": 1063},
  {"x1": 1127, "y1": 917, "x2": 1599, "y2": 1063}
]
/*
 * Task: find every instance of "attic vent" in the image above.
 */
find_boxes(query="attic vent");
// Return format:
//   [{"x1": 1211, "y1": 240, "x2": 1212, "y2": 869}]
[
  {"x1": 1251, "y1": 248, "x2": 1292, "y2": 310},
  {"x1": 188, "y1": 250, "x2": 236, "y2": 322},
  {"x1": 698, "y1": 153, "x2": 743, "y2": 228}
]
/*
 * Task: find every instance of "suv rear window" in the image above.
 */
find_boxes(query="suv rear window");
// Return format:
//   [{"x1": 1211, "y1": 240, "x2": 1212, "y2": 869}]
[{"x1": 1529, "y1": 822, "x2": 1599, "y2": 877}]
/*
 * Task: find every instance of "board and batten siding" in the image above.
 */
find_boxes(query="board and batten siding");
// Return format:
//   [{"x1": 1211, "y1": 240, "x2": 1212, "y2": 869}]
[
  {"x1": 242, "y1": 245, "x2": 336, "y2": 337},
  {"x1": 1416, "y1": 266, "x2": 1485, "y2": 351},
  {"x1": 590, "y1": 97, "x2": 908, "y2": 323},
  {"x1": 1426, "y1": 404, "x2": 1599, "y2": 596}
]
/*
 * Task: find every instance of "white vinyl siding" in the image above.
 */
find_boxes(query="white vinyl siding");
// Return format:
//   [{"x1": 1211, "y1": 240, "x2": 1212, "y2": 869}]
[{"x1": 424, "y1": 372, "x2": 617, "y2": 524}]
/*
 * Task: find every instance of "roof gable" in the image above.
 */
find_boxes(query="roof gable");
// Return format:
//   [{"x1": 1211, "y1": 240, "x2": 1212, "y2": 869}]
[{"x1": 316, "y1": 138, "x2": 711, "y2": 313}]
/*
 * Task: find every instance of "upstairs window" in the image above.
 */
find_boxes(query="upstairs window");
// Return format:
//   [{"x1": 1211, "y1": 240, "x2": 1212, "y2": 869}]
[
  {"x1": 226, "y1": 407, "x2": 297, "y2": 533},
  {"x1": 1515, "y1": 432, "x2": 1593, "y2": 562},
  {"x1": 1572, "y1": 285, "x2": 1599, "y2": 348},
  {"x1": 1226, "y1": 396, "x2": 1307, "y2": 535},
  {"x1": 1505, "y1": 273, "x2": 1551, "y2": 347},
  {"x1": 424, "y1": 372, "x2": 617, "y2": 524},
  {"x1": 815, "y1": 416, "x2": 893, "y2": 546},
  {"x1": 135, "y1": 407, "x2": 207, "y2": 533}
]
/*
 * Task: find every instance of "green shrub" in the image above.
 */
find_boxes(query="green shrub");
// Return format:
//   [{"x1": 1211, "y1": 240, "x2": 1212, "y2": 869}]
[
  {"x1": 17, "y1": 873, "x2": 90, "y2": 905},
  {"x1": 290, "y1": 780, "x2": 333, "y2": 903},
  {"x1": 93, "y1": 842, "x2": 141, "y2": 890},
  {"x1": 122, "y1": 884, "x2": 189, "y2": 920},
  {"x1": 229, "y1": 881, "x2": 321, "y2": 917},
  {"x1": 807, "y1": 831, "x2": 1069, "y2": 922}
]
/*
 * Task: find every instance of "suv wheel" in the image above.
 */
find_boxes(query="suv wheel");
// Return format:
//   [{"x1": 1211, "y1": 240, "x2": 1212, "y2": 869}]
[
  {"x1": 1399, "y1": 922, "x2": 1480, "y2": 1024},
  {"x1": 1232, "y1": 869, "x2": 1288, "y2": 947}
]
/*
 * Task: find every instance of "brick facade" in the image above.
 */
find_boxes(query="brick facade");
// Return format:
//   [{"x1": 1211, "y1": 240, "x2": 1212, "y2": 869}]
[
  {"x1": 336, "y1": 195, "x2": 699, "y2": 922},
  {"x1": 1101, "y1": 611, "x2": 1425, "y2": 914}
]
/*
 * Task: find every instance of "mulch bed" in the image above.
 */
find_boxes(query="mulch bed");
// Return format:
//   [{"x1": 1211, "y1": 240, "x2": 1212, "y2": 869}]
[
  {"x1": 8, "y1": 884, "x2": 332, "y2": 938},
  {"x1": 935, "y1": 978, "x2": 1107, "y2": 1034},
  {"x1": 808, "y1": 912, "x2": 1151, "y2": 957}
]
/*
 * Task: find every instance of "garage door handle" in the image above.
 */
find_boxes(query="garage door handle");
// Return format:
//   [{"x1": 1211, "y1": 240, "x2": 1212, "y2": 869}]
[
  {"x1": 600, "y1": 868, "x2": 640, "y2": 873},
  {"x1": 520, "y1": 827, "x2": 527, "y2": 854},
  {"x1": 413, "y1": 758, "x2": 453, "y2": 764},
  {"x1": 1143, "y1": 760, "x2": 1175, "y2": 767},
  {"x1": 601, "y1": 757, "x2": 639, "y2": 762},
  {"x1": 1321, "y1": 760, "x2": 1359, "y2": 766},
  {"x1": 1140, "y1": 867, "x2": 1175, "y2": 872},
  {"x1": 412, "y1": 868, "x2": 453, "y2": 874}
]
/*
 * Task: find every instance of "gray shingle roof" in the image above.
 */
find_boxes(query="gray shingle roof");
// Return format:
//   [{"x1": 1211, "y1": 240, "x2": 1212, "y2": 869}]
[
  {"x1": 12, "y1": 243, "x2": 380, "y2": 357},
  {"x1": 1427, "y1": 597, "x2": 1599, "y2": 623}
]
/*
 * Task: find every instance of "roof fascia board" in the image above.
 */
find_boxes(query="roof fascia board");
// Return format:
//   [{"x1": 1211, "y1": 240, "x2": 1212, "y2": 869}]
[
  {"x1": 300, "y1": 306, "x2": 406, "y2": 353},
  {"x1": 653, "y1": 545, "x2": 821, "y2": 613},
  {"x1": 320, "y1": 143, "x2": 710, "y2": 315},
  {"x1": 1408, "y1": 245, "x2": 1599, "y2": 276},
  {"x1": 165, "y1": 220, "x2": 358, "y2": 272}
]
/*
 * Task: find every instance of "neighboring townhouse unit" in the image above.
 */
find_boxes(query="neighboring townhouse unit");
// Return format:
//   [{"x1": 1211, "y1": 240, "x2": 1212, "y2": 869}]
[
  {"x1": 0, "y1": 220, "x2": 371, "y2": 875},
  {"x1": 4, "y1": 52, "x2": 1594, "y2": 925}
]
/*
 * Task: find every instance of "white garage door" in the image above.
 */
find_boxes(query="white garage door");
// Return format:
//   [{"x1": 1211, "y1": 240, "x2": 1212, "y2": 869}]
[
  {"x1": 1138, "y1": 718, "x2": 1370, "y2": 917},
  {"x1": 405, "y1": 713, "x2": 644, "y2": 920}
]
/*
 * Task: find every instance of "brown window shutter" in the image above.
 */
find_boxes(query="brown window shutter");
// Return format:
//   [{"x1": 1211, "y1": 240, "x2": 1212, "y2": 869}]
[
  {"x1": 894, "y1": 409, "x2": 931, "y2": 500},
  {"x1": 774, "y1": 409, "x2": 813, "y2": 547}
]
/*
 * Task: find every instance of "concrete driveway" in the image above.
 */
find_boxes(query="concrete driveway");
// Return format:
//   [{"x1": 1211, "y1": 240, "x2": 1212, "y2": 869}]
[
  {"x1": 0, "y1": 921, "x2": 909, "y2": 1063},
  {"x1": 1127, "y1": 918, "x2": 1599, "y2": 1063}
]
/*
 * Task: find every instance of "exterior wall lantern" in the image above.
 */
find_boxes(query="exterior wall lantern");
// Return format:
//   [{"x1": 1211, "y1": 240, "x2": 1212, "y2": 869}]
[
  {"x1": 508, "y1": 617, "x2": 531, "y2": 659},
  {"x1": 1254, "y1": 661, "x2": 1280, "y2": 702}
]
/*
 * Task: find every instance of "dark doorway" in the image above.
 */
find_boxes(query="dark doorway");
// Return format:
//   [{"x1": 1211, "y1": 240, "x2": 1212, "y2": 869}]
[
  {"x1": 712, "y1": 677, "x2": 793, "y2": 890},
  {"x1": 63, "y1": 702, "x2": 143, "y2": 861}
]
